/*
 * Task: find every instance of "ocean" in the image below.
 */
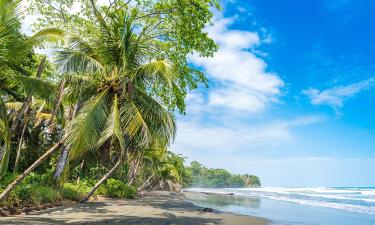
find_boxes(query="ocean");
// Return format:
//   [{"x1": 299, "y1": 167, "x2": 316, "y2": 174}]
[{"x1": 185, "y1": 187, "x2": 375, "y2": 225}]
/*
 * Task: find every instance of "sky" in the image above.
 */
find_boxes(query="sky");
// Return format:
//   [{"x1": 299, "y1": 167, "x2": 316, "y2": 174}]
[
  {"x1": 171, "y1": 0, "x2": 375, "y2": 187},
  {"x1": 21, "y1": 0, "x2": 375, "y2": 187}
]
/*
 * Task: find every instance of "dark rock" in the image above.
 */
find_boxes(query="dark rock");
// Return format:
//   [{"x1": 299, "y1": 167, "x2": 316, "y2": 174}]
[{"x1": 202, "y1": 207, "x2": 214, "y2": 212}]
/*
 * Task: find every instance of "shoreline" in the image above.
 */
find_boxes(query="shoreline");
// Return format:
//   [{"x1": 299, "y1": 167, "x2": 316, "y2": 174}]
[{"x1": 0, "y1": 191, "x2": 269, "y2": 225}]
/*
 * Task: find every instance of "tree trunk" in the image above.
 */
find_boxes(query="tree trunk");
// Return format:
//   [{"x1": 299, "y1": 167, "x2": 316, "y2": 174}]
[
  {"x1": 128, "y1": 157, "x2": 141, "y2": 186},
  {"x1": 53, "y1": 102, "x2": 79, "y2": 180},
  {"x1": 53, "y1": 146, "x2": 69, "y2": 179},
  {"x1": 13, "y1": 117, "x2": 29, "y2": 172},
  {"x1": 80, "y1": 157, "x2": 122, "y2": 203},
  {"x1": 138, "y1": 173, "x2": 155, "y2": 191},
  {"x1": 47, "y1": 78, "x2": 65, "y2": 130},
  {"x1": 0, "y1": 144, "x2": 6, "y2": 160},
  {"x1": 0, "y1": 139, "x2": 64, "y2": 202},
  {"x1": 10, "y1": 57, "x2": 46, "y2": 132},
  {"x1": 10, "y1": 95, "x2": 32, "y2": 132}
]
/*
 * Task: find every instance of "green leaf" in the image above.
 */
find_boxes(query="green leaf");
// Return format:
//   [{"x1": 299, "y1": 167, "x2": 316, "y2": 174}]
[{"x1": 65, "y1": 89, "x2": 111, "y2": 160}]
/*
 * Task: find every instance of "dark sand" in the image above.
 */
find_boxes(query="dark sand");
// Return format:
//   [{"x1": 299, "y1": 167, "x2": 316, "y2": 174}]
[{"x1": 0, "y1": 191, "x2": 269, "y2": 224}]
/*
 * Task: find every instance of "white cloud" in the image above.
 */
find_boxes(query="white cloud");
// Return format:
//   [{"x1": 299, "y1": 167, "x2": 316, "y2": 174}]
[
  {"x1": 303, "y1": 77, "x2": 375, "y2": 110},
  {"x1": 189, "y1": 16, "x2": 284, "y2": 113},
  {"x1": 172, "y1": 115, "x2": 324, "y2": 154},
  {"x1": 173, "y1": 15, "x2": 323, "y2": 159}
]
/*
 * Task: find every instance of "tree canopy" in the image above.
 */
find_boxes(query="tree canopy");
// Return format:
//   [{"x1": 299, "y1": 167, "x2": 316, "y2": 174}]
[{"x1": 185, "y1": 161, "x2": 261, "y2": 188}]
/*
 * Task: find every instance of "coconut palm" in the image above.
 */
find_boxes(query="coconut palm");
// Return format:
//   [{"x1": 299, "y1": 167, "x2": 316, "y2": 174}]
[{"x1": 53, "y1": 6, "x2": 176, "y2": 202}]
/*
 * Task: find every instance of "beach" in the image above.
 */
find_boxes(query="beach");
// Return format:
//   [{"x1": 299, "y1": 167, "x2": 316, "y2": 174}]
[{"x1": 0, "y1": 191, "x2": 268, "y2": 225}]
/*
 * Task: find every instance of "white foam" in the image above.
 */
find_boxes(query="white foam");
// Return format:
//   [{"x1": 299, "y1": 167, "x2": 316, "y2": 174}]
[
  {"x1": 267, "y1": 196, "x2": 375, "y2": 215},
  {"x1": 185, "y1": 187, "x2": 375, "y2": 215}
]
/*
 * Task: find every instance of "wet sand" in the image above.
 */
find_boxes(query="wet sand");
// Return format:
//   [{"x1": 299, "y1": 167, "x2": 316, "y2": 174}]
[{"x1": 0, "y1": 191, "x2": 268, "y2": 224}]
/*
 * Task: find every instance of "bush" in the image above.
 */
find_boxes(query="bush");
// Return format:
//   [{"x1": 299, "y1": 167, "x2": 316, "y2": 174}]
[
  {"x1": 0, "y1": 173, "x2": 18, "y2": 189},
  {"x1": 0, "y1": 188, "x2": 20, "y2": 208},
  {"x1": 59, "y1": 183, "x2": 91, "y2": 201},
  {"x1": 60, "y1": 183, "x2": 81, "y2": 201},
  {"x1": 104, "y1": 179, "x2": 136, "y2": 199},
  {"x1": 23, "y1": 172, "x2": 54, "y2": 186},
  {"x1": 17, "y1": 185, "x2": 60, "y2": 205}
]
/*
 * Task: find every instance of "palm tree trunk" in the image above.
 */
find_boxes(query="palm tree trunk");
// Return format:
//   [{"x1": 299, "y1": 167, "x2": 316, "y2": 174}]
[
  {"x1": 13, "y1": 117, "x2": 29, "y2": 172},
  {"x1": 47, "y1": 78, "x2": 65, "y2": 129},
  {"x1": 10, "y1": 95, "x2": 31, "y2": 132},
  {"x1": 53, "y1": 102, "x2": 79, "y2": 180},
  {"x1": 53, "y1": 146, "x2": 69, "y2": 179},
  {"x1": 80, "y1": 157, "x2": 122, "y2": 203},
  {"x1": 128, "y1": 157, "x2": 141, "y2": 186},
  {"x1": 0, "y1": 139, "x2": 64, "y2": 202},
  {"x1": 0, "y1": 144, "x2": 6, "y2": 160},
  {"x1": 10, "y1": 57, "x2": 46, "y2": 132},
  {"x1": 138, "y1": 173, "x2": 155, "y2": 191}
]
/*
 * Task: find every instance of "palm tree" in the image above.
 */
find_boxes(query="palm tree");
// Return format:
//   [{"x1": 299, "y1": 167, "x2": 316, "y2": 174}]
[
  {"x1": 53, "y1": 6, "x2": 177, "y2": 202},
  {"x1": 138, "y1": 147, "x2": 185, "y2": 192}
]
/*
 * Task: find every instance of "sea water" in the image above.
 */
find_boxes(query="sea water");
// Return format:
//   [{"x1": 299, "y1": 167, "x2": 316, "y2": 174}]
[{"x1": 185, "y1": 187, "x2": 375, "y2": 225}]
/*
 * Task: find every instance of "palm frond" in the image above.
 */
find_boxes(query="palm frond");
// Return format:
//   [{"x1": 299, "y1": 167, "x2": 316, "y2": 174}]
[
  {"x1": 0, "y1": 72, "x2": 57, "y2": 102},
  {"x1": 64, "y1": 74, "x2": 98, "y2": 104},
  {"x1": 97, "y1": 95, "x2": 125, "y2": 152},
  {"x1": 65, "y1": 89, "x2": 111, "y2": 160},
  {"x1": 28, "y1": 28, "x2": 65, "y2": 45},
  {"x1": 56, "y1": 37, "x2": 105, "y2": 74},
  {"x1": 0, "y1": 0, "x2": 21, "y2": 42},
  {"x1": 133, "y1": 89, "x2": 176, "y2": 145},
  {"x1": 130, "y1": 60, "x2": 175, "y2": 87},
  {"x1": 14, "y1": 75, "x2": 57, "y2": 102},
  {"x1": 120, "y1": 99, "x2": 151, "y2": 146},
  {"x1": 5, "y1": 101, "x2": 22, "y2": 111}
]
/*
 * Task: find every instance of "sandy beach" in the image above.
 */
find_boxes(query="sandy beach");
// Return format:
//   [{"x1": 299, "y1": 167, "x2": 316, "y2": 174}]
[{"x1": 0, "y1": 191, "x2": 268, "y2": 225}]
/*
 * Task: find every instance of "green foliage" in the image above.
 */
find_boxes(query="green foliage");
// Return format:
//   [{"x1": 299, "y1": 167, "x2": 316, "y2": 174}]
[
  {"x1": 17, "y1": 185, "x2": 60, "y2": 205},
  {"x1": 0, "y1": 0, "x2": 263, "y2": 208},
  {"x1": 0, "y1": 173, "x2": 18, "y2": 189},
  {"x1": 59, "y1": 183, "x2": 89, "y2": 201},
  {"x1": 185, "y1": 161, "x2": 261, "y2": 188},
  {"x1": 29, "y1": 0, "x2": 220, "y2": 113},
  {"x1": 103, "y1": 179, "x2": 136, "y2": 199}
]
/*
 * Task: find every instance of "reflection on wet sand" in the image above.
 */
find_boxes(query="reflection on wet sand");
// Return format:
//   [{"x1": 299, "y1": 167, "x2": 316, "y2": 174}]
[{"x1": 185, "y1": 192, "x2": 261, "y2": 208}]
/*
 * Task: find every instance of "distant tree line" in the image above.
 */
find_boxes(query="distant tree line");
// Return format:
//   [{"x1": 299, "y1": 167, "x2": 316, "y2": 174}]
[{"x1": 183, "y1": 161, "x2": 261, "y2": 188}]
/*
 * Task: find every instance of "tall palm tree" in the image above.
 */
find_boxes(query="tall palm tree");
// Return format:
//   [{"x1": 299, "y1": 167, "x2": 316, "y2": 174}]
[{"x1": 53, "y1": 6, "x2": 177, "y2": 202}]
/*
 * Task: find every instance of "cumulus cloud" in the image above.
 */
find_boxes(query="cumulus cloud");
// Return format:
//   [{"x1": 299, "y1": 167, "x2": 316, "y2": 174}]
[
  {"x1": 303, "y1": 77, "x2": 375, "y2": 110},
  {"x1": 189, "y1": 16, "x2": 284, "y2": 113},
  {"x1": 172, "y1": 15, "x2": 323, "y2": 158}
]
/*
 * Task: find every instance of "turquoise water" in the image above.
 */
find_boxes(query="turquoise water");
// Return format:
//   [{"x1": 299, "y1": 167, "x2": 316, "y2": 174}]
[{"x1": 185, "y1": 187, "x2": 375, "y2": 225}]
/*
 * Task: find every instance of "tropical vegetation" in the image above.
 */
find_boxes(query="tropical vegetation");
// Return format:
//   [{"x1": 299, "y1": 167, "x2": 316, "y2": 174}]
[
  {"x1": 185, "y1": 161, "x2": 261, "y2": 188},
  {"x1": 0, "y1": 0, "x2": 260, "y2": 211}
]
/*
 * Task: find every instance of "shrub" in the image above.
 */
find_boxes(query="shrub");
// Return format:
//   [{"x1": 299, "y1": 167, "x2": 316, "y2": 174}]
[
  {"x1": 60, "y1": 183, "x2": 81, "y2": 201},
  {"x1": 28, "y1": 172, "x2": 54, "y2": 186},
  {"x1": 0, "y1": 188, "x2": 20, "y2": 208},
  {"x1": 104, "y1": 179, "x2": 136, "y2": 199},
  {"x1": 0, "y1": 173, "x2": 18, "y2": 189},
  {"x1": 59, "y1": 183, "x2": 91, "y2": 201},
  {"x1": 17, "y1": 185, "x2": 60, "y2": 205}
]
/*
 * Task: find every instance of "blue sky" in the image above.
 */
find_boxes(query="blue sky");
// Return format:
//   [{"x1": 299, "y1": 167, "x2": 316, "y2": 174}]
[{"x1": 171, "y1": 0, "x2": 375, "y2": 187}]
